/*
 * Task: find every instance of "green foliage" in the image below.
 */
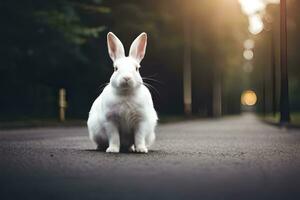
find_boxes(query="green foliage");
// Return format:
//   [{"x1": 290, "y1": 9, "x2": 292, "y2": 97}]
[
  {"x1": 0, "y1": 0, "x2": 110, "y2": 119},
  {"x1": 35, "y1": 4, "x2": 106, "y2": 45}
]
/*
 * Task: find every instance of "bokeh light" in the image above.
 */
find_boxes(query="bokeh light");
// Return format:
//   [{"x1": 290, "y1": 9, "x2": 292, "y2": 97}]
[
  {"x1": 248, "y1": 14, "x2": 264, "y2": 35},
  {"x1": 243, "y1": 49, "x2": 254, "y2": 60},
  {"x1": 244, "y1": 39, "x2": 255, "y2": 49},
  {"x1": 241, "y1": 90, "x2": 257, "y2": 106}
]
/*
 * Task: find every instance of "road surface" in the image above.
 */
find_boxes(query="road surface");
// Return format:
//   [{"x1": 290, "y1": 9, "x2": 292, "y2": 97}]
[{"x1": 1, "y1": 114, "x2": 300, "y2": 200}]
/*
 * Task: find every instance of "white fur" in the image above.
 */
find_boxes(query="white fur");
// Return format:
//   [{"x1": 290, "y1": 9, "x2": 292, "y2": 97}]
[{"x1": 87, "y1": 32, "x2": 158, "y2": 153}]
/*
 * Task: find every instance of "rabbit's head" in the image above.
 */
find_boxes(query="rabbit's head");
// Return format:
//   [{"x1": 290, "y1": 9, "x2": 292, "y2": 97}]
[{"x1": 107, "y1": 32, "x2": 147, "y2": 92}]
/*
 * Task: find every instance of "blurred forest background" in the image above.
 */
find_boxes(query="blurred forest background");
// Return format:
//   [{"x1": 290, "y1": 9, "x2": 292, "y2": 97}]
[{"x1": 0, "y1": 0, "x2": 299, "y2": 122}]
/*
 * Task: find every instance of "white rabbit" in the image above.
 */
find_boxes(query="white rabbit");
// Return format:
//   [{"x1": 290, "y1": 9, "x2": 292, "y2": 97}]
[{"x1": 87, "y1": 32, "x2": 158, "y2": 153}]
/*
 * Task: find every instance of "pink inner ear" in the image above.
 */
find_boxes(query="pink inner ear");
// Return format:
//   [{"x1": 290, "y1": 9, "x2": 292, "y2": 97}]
[
  {"x1": 136, "y1": 36, "x2": 147, "y2": 60},
  {"x1": 108, "y1": 36, "x2": 117, "y2": 59}
]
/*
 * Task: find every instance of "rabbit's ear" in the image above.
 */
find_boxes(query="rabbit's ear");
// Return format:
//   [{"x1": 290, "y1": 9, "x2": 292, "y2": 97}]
[
  {"x1": 129, "y1": 32, "x2": 147, "y2": 63},
  {"x1": 107, "y1": 32, "x2": 125, "y2": 62}
]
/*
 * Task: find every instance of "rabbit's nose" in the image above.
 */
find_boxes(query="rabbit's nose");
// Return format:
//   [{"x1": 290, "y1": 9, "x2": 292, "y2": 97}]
[{"x1": 123, "y1": 76, "x2": 131, "y2": 82}]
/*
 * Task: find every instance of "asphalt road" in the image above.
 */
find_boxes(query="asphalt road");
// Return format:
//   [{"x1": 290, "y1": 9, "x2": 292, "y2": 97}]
[{"x1": 1, "y1": 113, "x2": 300, "y2": 200}]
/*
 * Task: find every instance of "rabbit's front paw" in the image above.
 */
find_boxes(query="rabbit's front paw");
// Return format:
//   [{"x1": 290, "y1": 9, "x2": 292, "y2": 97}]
[
  {"x1": 129, "y1": 145, "x2": 135, "y2": 152},
  {"x1": 106, "y1": 146, "x2": 120, "y2": 153},
  {"x1": 135, "y1": 145, "x2": 148, "y2": 153}
]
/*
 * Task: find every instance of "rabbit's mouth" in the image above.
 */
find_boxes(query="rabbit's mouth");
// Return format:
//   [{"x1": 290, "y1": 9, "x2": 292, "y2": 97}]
[{"x1": 119, "y1": 81, "x2": 134, "y2": 89}]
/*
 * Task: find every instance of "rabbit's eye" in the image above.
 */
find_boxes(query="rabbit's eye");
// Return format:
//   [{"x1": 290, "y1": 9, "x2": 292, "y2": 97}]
[
  {"x1": 114, "y1": 67, "x2": 118, "y2": 71},
  {"x1": 136, "y1": 67, "x2": 139, "y2": 71}
]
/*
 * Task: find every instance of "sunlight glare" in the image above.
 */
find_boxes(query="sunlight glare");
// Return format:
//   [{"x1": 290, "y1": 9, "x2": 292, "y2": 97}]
[
  {"x1": 239, "y1": 0, "x2": 280, "y2": 35},
  {"x1": 238, "y1": 0, "x2": 265, "y2": 15},
  {"x1": 248, "y1": 14, "x2": 264, "y2": 35}
]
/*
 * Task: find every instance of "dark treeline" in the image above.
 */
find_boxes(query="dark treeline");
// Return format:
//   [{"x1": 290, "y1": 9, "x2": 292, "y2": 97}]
[
  {"x1": 1, "y1": 0, "x2": 299, "y2": 121},
  {"x1": 252, "y1": 0, "x2": 300, "y2": 116}
]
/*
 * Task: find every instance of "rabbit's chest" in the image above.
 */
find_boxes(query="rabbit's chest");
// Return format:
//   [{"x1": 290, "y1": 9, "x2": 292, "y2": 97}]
[{"x1": 106, "y1": 101, "x2": 142, "y2": 126}]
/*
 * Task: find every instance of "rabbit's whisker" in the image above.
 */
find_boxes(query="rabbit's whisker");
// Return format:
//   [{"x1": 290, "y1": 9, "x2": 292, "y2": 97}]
[
  {"x1": 141, "y1": 82, "x2": 160, "y2": 98},
  {"x1": 142, "y1": 77, "x2": 164, "y2": 85}
]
